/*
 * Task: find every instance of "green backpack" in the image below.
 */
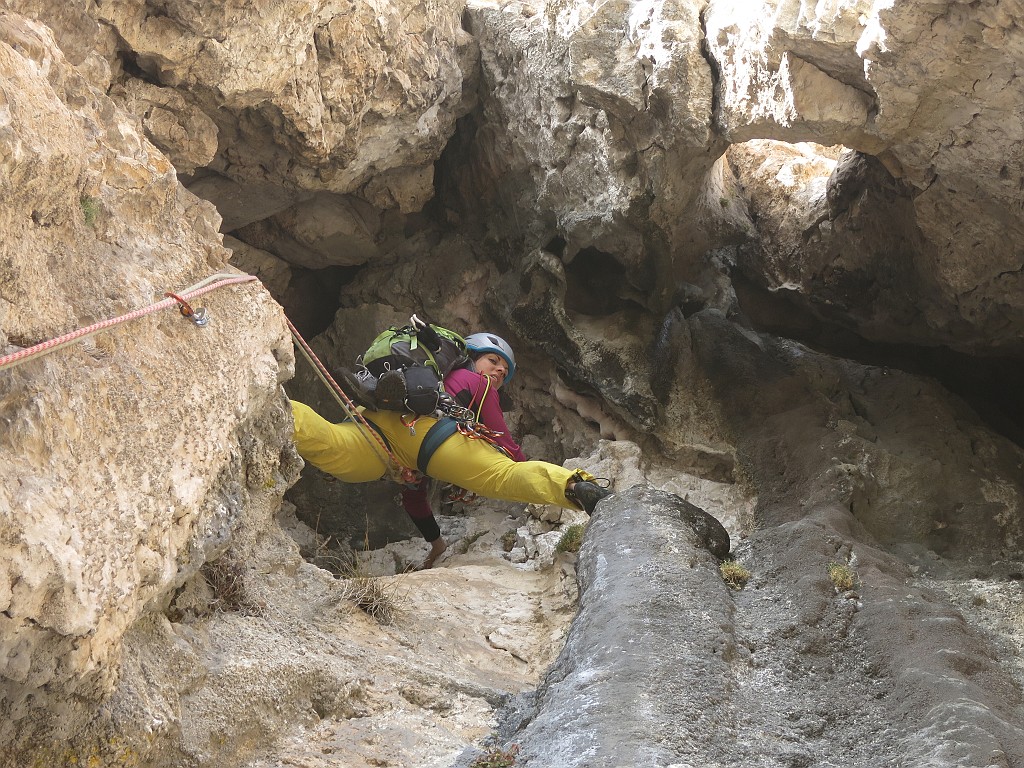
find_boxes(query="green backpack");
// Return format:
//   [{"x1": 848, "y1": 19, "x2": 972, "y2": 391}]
[{"x1": 357, "y1": 322, "x2": 470, "y2": 414}]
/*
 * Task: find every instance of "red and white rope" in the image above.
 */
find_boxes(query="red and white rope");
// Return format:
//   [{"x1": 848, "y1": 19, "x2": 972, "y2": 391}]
[
  {"x1": 0, "y1": 273, "x2": 258, "y2": 372},
  {"x1": 0, "y1": 269, "x2": 418, "y2": 486}
]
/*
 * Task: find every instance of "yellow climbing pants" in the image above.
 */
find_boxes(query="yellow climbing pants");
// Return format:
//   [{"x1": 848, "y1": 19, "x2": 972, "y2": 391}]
[{"x1": 290, "y1": 400, "x2": 577, "y2": 508}]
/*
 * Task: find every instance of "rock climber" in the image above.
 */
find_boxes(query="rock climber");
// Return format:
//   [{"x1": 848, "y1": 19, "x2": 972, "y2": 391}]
[
  {"x1": 400, "y1": 332, "x2": 535, "y2": 568},
  {"x1": 289, "y1": 332, "x2": 611, "y2": 568}
]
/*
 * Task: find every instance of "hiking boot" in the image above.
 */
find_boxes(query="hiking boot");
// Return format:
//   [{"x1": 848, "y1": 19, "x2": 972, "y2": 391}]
[
  {"x1": 374, "y1": 369, "x2": 409, "y2": 411},
  {"x1": 337, "y1": 367, "x2": 378, "y2": 410},
  {"x1": 565, "y1": 480, "x2": 612, "y2": 514}
]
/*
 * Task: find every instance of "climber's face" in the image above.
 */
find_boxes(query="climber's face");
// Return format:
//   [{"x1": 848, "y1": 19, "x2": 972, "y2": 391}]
[{"x1": 474, "y1": 353, "x2": 508, "y2": 386}]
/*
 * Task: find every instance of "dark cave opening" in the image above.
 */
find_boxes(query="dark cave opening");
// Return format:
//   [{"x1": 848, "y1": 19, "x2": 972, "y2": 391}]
[
  {"x1": 543, "y1": 236, "x2": 568, "y2": 258},
  {"x1": 564, "y1": 247, "x2": 642, "y2": 316},
  {"x1": 279, "y1": 264, "x2": 362, "y2": 339},
  {"x1": 734, "y1": 276, "x2": 1024, "y2": 448},
  {"x1": 116, "y1": 48, "x2": 164, "y2": 87}
]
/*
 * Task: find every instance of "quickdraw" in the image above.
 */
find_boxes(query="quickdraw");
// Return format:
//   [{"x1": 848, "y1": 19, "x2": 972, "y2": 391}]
[
  {"x1": 164, "y1": 292, "x2": 209, "y2": 326},
  {"x1": 400, "y1": 412, "x2": 422, "y2": 436},
  {"x1": 456, "y1": 420, "x2": 505, "y2": 444}
]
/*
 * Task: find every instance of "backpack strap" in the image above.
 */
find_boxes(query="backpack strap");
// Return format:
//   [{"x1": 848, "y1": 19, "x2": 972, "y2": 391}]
[
  {"x1": 453, "y1": 388, "x2": 473, "y2": 408},
  {"x1": 416, "y1": 417, "x2": 459, "y2": 474}
]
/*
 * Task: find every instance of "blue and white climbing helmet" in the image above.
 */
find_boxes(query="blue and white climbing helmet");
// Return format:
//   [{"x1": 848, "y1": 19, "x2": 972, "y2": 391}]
[{"x1": 464, "y1": 332, "x2": 516, "y2": 385}]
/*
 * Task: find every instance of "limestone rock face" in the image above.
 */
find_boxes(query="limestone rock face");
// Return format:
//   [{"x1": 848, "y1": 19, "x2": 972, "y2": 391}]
[
  {"x1": 90, "y1": 0, "x2": 478, "y2": 227},
  {"x1": 113, "y1": 78, "x2": 219, "y2": 175},
  {"x1": 1, "y1": 0, "x2": 104, "y2": 70},
  {"x1": 0, "y1": 14, "x2": 295, "y2": 755},
  {"x1": 705, "y1": 0, "x2": 1024, "y2": 354},
  {"x1": 461, "y1": 0, "x2": 724, "y2": 310},
  {"x1": 233, "y1": 194, "x2": 384, "y2": 270},
  {"x1": 726, "y1": 142, "x2": 935, "y2": 344}
]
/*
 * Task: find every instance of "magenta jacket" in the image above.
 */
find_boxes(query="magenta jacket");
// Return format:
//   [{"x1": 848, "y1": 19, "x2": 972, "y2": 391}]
[{"x1": 443, "y1": 367, "x2": 526, "y2": 461}]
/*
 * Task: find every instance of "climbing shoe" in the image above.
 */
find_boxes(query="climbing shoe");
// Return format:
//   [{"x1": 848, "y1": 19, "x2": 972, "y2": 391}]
[
  {"x1": 565, "y1": 478, "x2": 612, "y2": 514},
  {"x1": 337, "y1": 367, "x2": 378, "y2": 410},
  {"x1": 374, "y1": 369, "x2": 409, "y2": 411}
]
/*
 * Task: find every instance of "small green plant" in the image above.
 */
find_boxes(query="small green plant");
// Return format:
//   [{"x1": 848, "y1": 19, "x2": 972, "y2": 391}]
[
  {"x1": 556, "y1": 523, "x2": 586, "y2": 553},
  {"x1": 720, "y1": 560, "x2": 751, "y2": 590},
  {"x1": 80, "y1": 193, "x2": 99, "y2": 227},
  {"x1": 471, "y1": 744, "x2": 519, "y2": 768},
  {"x1": 500, "y1": 529, "x2": 518, "y2": 552},
  {"x1": 827, "y1": 562, "x2": 858, "y2": 592}
]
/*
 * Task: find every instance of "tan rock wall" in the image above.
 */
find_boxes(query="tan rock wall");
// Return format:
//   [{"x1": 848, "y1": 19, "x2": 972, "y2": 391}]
[
  {"x1": 93, "y1": 0, "x2": 478, "y2": 222},
  {"x1": 0, "y1": 13, "x2": 295, "y2": 753}
]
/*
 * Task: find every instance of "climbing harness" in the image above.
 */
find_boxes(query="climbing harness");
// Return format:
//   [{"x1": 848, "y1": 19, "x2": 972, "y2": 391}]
[
  {"x1": 0, "y1": 272, "x2": 257, "y2": 372},
  {"x1": 371, "y1": 375, "x2": 512, "y2": 478}
]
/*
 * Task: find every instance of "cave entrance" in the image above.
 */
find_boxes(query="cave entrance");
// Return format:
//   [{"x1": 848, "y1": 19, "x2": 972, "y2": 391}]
[{"x1": 728, "y1": 140, "x2": 1024, "y2": 448}]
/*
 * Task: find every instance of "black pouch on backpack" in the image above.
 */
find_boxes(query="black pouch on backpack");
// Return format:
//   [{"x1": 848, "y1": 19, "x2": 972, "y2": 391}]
[{"x1": 402, "y1": 366, "x2": 442, "y2": 415}]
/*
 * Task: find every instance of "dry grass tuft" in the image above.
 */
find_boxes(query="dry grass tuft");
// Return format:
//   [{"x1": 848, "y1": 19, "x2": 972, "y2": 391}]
[
  {"x1": 341, "y1": 572, "x2": 400, "y2": 625},
  {"x1": 720, "y1": 560, "x2": 751, "y2": 590},
  {"x1": 201, "y1": 557, "x2": 264, "y2": 616}
]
